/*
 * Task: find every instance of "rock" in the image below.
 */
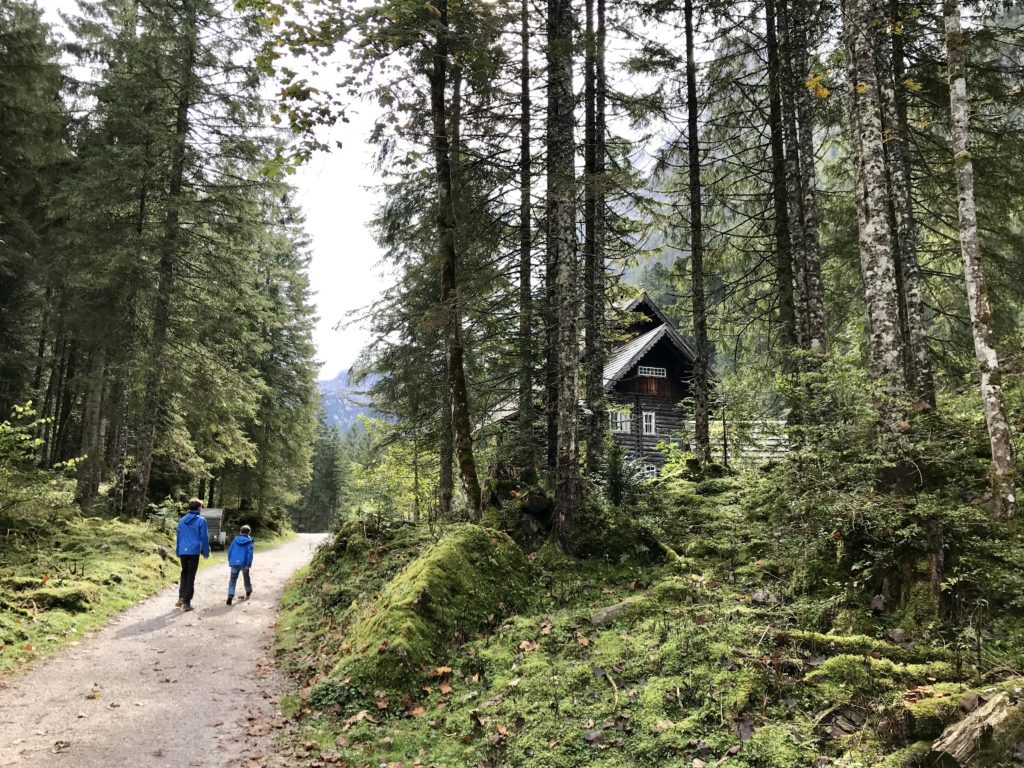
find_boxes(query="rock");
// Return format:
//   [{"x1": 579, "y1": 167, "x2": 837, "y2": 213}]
[
  {"x1": 157, "y1": 546, "x2": 168, "y2": 560},
  {"x1": 887, "y1": 628, "x2": 907, "y2": 644},
  {"x1": 588, "y1": 596, "x2": 650, "y2": 626},
  {"x1": 960, "y1": 693, "x2": 979, "y2": 713},
  {"x1": 871, "y1": 595, "x2": 886, "y2": 613},
  {"x1": 752, "y1": 589, "x2": 779, "y2": 604}
]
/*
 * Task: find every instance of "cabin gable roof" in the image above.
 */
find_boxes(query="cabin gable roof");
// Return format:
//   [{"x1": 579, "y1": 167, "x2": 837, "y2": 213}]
[
  {"x1": 614, "y1": 292, "x2": 678, "y2": 330},
  {"x1": 603, "y1": 322, "x2": 697, "y2": 390}
]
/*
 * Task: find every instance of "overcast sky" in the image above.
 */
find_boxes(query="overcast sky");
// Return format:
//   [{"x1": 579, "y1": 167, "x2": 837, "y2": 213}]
[{"x1": 38, "y1": 0, "x2": 384, "y2": 381}]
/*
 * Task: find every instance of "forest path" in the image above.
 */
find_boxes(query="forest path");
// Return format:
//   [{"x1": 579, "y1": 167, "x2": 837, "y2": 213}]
[{"x1": 0, "y1": 533, "x2": 326, "y2": 768}]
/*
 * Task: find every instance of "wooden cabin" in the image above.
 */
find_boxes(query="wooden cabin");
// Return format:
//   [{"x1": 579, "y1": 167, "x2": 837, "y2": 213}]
[{"x1": 605, "y1": 293, "x2": 698, "y2": 472}]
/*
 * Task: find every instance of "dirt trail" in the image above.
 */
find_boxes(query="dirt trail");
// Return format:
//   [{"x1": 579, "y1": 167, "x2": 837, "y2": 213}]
[{"x1": 0, "y1": 533, "x2": 326, "y2": 768}]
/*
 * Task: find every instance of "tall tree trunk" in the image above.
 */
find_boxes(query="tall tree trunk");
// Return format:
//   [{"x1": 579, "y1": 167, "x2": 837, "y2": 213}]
[
  {"x1": 127, "y1": 0, "x2": 197, "y2": 514},
  {"x1": 683, "y1": 0, "x2": 710, "y2": 464},
  {"x1": 438, "y1": 370, "x2": 454, "y2": 517},
  {"x1": 793, "y1": 1, "x2": 826, "y2": 353},
  {"x1": 842, "y1": 0, "x2": 906, "y2": 424},
  {"x1": 52, "y1": 343, "x2": 78, "y2": 464},
  {"x1": 548, "y1": 0, "x2": 580, "y2": 549},
  {"x1": 31, "y1": 301, "x2": 49, "y2": 394},
  {"x1": 778, "y1": 0, "x2": 809, "y2": 351},
  {"x1": 430, "y1": 0, "x2": 481, "y2": 520},
  {"x1": 516, "y1": 0, "x2": 535, "y2": 462},
  {"x1": 885, "y1": 0, "x2": 934, "y2": 406},
  {"x1": 583, "y1": 0, "x2": 607, "y2": 474},
  {"x1": 765, "y1": 0, "x2": 799, "y2": 368},
  {"x1": 77, "y1": 345, "x2": 107, "y2": 504},
  {"x1": 943, "y1": 0, "x2": 1016, "y2": 519},
  {"x1": 39, "y1": 332, "x2": 65, "y2": 463}
]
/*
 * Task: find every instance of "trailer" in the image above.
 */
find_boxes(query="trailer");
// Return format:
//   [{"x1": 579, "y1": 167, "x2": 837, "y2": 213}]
[{"x1": 203, "y1": 508, "x2": 228, "y2": 550}]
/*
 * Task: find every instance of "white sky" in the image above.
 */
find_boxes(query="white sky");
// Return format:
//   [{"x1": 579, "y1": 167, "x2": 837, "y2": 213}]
[{"x1": 38, "y1": 0, "x2": 384, "y2": 381}]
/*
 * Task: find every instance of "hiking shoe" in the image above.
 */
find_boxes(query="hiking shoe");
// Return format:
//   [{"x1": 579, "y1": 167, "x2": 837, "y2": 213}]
[
  {"x1": 182, "y1": 603, "x2": 194, "y2": 612},
  {"x1": 175, "y1": 600, "x2": 183, "y2": 608},
  {"x1": 245, "y1": 592, "x2": 252, "y2": 599},
  {"x1": 226, "y1": 596, "x2": 233, "y2": 605}
]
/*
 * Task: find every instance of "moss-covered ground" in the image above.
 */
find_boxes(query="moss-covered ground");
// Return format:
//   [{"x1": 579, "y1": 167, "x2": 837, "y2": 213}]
[
  {"x1": 0, "y1": 515, "x2": 176, "y2": 673},
  {"x1": 276, "y1": 477, "x2": 1024, "y2": 768}
]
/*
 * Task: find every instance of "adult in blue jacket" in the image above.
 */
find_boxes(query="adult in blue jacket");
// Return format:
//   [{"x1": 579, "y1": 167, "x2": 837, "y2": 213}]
[
  {"x1": 176, "y1": 498, "x2": 210, "y2": 611},
  {"x1": 226, "y1": 525, "x2": 254, "y2": 605}
]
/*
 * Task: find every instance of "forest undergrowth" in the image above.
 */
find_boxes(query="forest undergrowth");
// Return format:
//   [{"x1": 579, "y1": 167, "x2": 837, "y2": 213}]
[{"x1": 275, "y1": 443, "x2": 1024, "y2": 768}]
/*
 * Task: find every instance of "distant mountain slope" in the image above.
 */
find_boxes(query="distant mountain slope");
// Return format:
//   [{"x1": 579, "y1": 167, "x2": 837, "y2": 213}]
[{"x1": 318, "y1": 369, "x2": 375, "y2": 430}]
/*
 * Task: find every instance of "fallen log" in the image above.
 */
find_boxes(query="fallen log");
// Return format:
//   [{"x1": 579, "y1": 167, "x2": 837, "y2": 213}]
[
  {"x1": 587, "y1": 595, "x2": 651, "y2": 626},
  {"x1": 777, "y1": 629, "x2": 952, "y2": 664},
  {"x1": 928, "y1": 691, "x2": 1024, "y2": 767}
]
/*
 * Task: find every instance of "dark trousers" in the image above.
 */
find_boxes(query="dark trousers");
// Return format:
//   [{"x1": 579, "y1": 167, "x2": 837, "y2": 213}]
[{"x1": 178, "y1": 555, "x2": 200, "y2": 603}]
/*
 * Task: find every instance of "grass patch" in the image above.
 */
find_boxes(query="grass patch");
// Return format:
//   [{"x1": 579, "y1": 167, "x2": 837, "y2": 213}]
[{"x1": 0, "y1": 516, "x2": 176, "y2": 673}]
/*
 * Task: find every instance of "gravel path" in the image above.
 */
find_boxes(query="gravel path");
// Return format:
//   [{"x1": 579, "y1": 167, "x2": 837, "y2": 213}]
[{"x1": 0, "y1": 533, "x2": 326, "y2": 768}]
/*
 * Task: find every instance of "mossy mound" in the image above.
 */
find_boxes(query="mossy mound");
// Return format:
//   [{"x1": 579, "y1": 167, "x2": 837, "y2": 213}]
[
  {"x1": 311, "y1": 524, "x2": 531, "y2": 710},
  {"x1": 21, "y1": 583, "x2": 100, "y2": 612}
]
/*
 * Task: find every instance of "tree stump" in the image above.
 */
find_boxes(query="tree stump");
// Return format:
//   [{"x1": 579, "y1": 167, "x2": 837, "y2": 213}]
[{"x1": 928, "y1": 692, "x2": 1024, "y2": 767}]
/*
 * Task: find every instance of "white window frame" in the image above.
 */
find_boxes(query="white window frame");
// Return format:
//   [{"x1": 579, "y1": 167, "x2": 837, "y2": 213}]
[
  {"x1": 642, "y1": 411, "x2": 656, "y2": 436},
  {"x1": 637, "y1": 365, "x2": 667, "y2": 378},
  {"x1": 608, "y1": 407, "x2": 632, "y2": 433},
  {"x1": 638, "y1": 463, "x2": 659, "y2": 479}
]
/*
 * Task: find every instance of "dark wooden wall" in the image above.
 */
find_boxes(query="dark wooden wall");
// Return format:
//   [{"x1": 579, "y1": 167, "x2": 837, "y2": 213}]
[{"x1": 607, "y1": 393, "x2": 687, "y2": 468}]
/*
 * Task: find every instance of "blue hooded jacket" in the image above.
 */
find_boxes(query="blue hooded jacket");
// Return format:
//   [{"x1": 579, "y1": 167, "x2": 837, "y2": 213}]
[
  {"x1": 176, "y1": 511, "x2": 210, "y2": 558},
  {"x1": 228, "y1": 534, "x2": 254, "y2": 569}
]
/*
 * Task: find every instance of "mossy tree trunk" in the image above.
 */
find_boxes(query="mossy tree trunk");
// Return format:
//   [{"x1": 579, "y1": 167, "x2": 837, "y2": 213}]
[
  {"x1": 547, "y1": 0, "x2": 581, "y2": 549},
  {"x1": 429, "y1": 0, "x2": 481, "y2": 521},
  {"x1": 943, "y1": 0, "x2": 1016, "y2": 519},
  {"x1": 880, "y1": 3, "x2": 935, "y2": 408},
  {"x1": 516, "y1": 0, "x2": 535, "y2": 466},
  {"x1": 841, "y1": 0, "x2": 907, "y2": 429},
  {"x1": 582, "y1": 0, "x2": 607, "y2": 475},
  {"x1": 684, "y1": 0, "x2": 710, "y2": 465}
]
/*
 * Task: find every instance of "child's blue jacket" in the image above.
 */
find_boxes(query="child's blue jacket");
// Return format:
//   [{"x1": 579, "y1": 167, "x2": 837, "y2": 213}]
[
  {"x1": 176, "y1": 512, "x2": 210, "y2": 558},
  {"x1": 228, "y1": 534, "x2": 254, "y2": 568}
]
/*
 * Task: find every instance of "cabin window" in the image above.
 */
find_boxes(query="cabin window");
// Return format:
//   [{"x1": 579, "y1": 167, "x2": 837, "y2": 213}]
[
  {"x1": 642, "y1": 411, "x2": 656, "y2": 435},
  {"x1": 638, "y1": 463, "x2": 658, "y2": 479},
  {"x1": 638, "y1": 365, "x2": 667, "y2": 378},
  {"x1": 608, "y1": 407, "x2": 632, "y2": 433}
]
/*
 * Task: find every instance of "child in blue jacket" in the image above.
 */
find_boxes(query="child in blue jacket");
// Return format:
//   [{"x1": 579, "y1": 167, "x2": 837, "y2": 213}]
[{"x1": 226, "y1": 525, "x2": 254, "y2": 605}]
